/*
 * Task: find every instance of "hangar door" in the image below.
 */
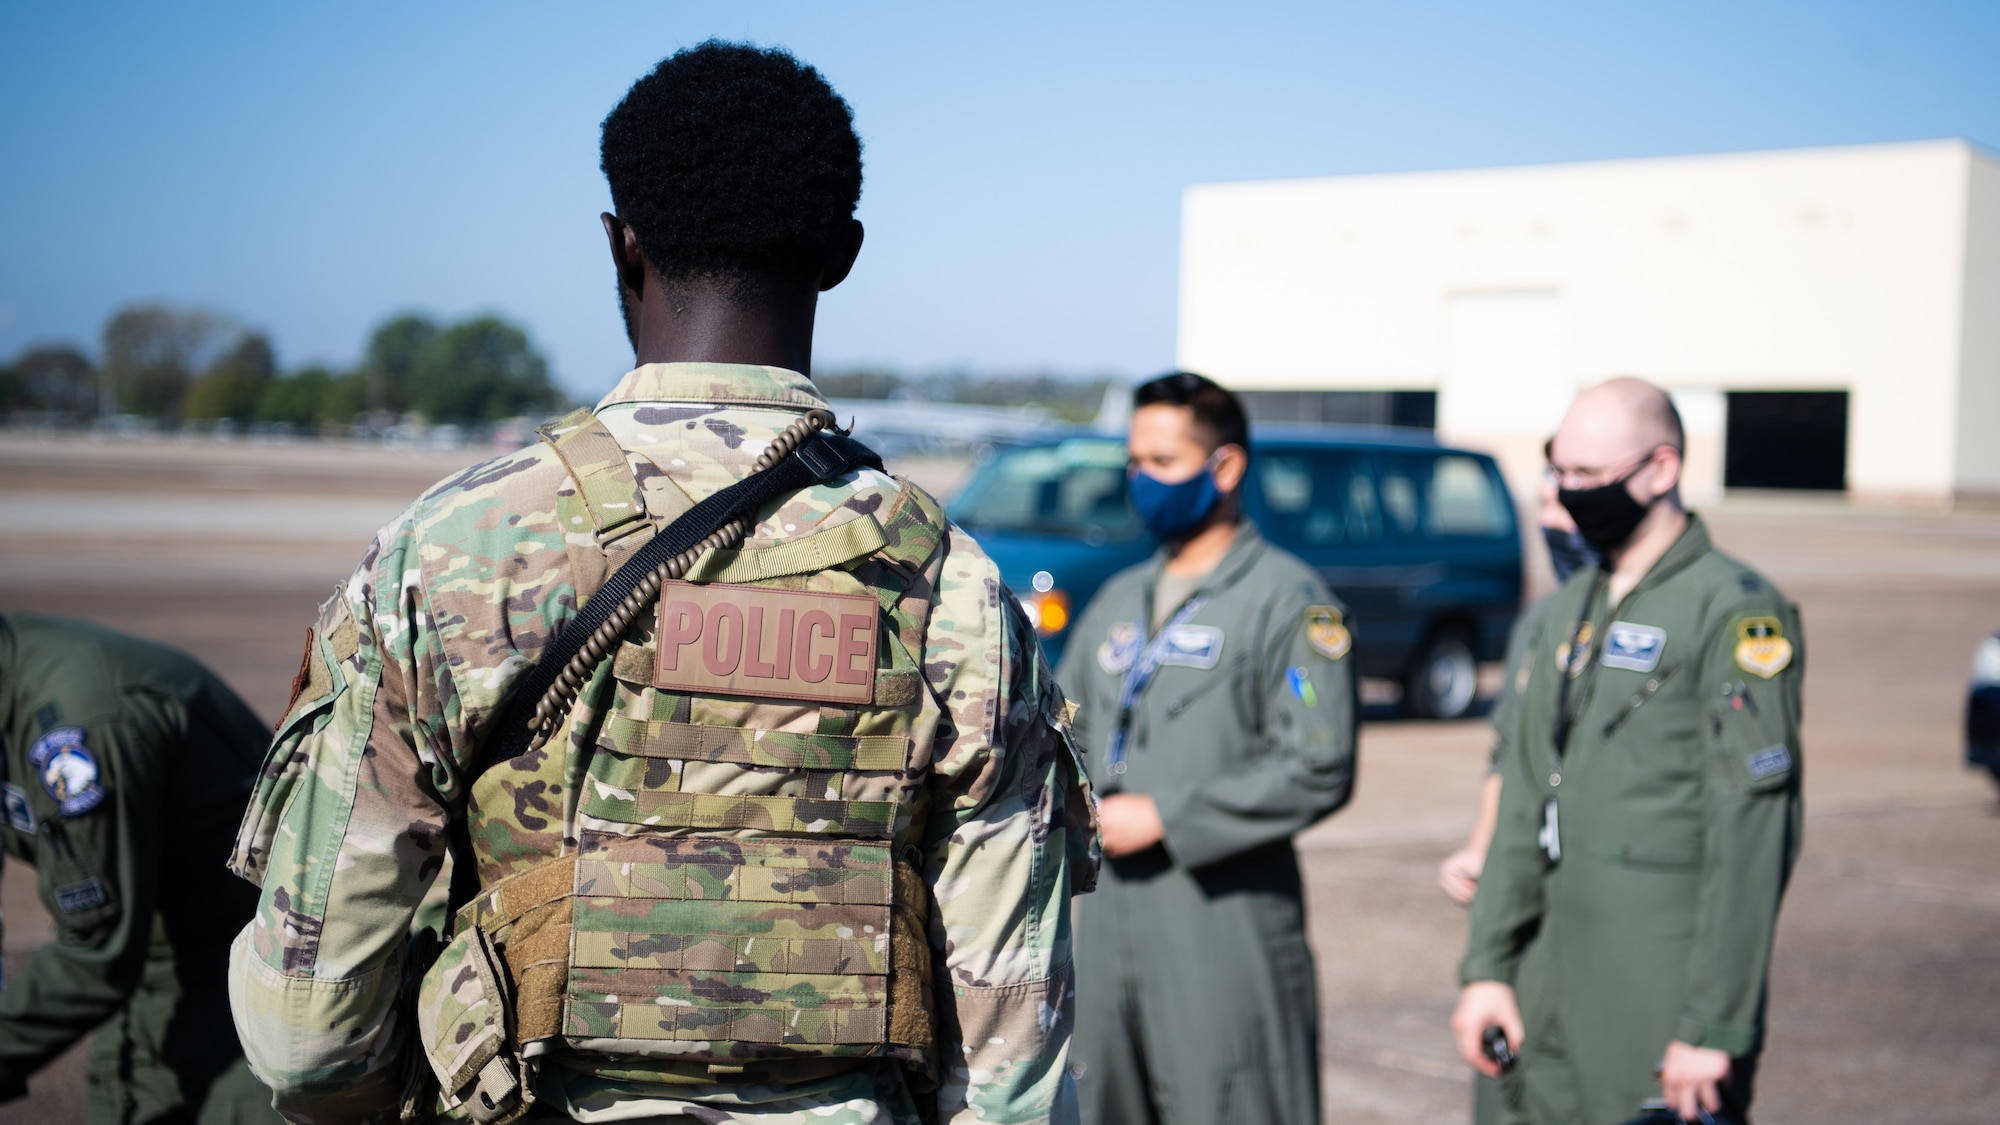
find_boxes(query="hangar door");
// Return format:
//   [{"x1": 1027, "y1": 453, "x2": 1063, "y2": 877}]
[{"x1": 1723, "y1": 391, "x2": 1848, "y2": 491}]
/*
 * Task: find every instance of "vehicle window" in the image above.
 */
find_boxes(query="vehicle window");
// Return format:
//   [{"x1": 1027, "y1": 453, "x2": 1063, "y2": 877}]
[
  {"x1": 1379, "y1": 466, "x2": 1421, "y2": 536},
  {"x1": 1429, "y1": 454, "x2": 1513, "y2": 537},
  {"x1": 1254, "y1": 451, "x2": 1380, "y2": 546},
  {"x1": 947, "y1": 439, "x2": 1142, "y2": 541}
]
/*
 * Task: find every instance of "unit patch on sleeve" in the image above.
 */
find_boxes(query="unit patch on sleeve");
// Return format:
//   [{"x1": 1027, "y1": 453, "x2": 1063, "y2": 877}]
[
  {"x1": 1734, "y1": 616, "x2": 1794, "y2": 679},
  {"x1": 1287, "y1": 666, "x2": 1319, "y2": 707},
  {"x1": 1304, "y1": 606, "x2": 1352, "y2": 661},
  {"x1": 1600, "y1": 621, "x2": 1666, "y2": 673},
  {"x1": 1158, "y1": 624, "x2": 1225, "y2": 669},
  {"x1": 29, "y1": 727, "x2": 106, "y2": 817},
  {"x1": 2, "y1": 784, "x2": 35, "y2": 833},
  {"x1": 1098, "y1": 622, "x2": 1141, "y2": 674},
  {"x1": 1747, "y1": 743, "x2": 1793, "y2": 780},
  {"x1": 54, "y1": 878, "x2": 107, "y2": 914}
]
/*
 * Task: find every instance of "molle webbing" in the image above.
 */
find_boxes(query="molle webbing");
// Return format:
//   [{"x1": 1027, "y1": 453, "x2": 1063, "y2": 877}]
[
  {"x1": 601, "y1": 717, "x2": 910, "y2": 771},
  {"x1": 462, "y1": 836, "x2": 931, "y2": 1056}
]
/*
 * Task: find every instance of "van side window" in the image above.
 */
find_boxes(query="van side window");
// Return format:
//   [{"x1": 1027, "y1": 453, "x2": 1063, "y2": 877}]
[
  {"x1": 1377, "y1": 452, "x2": 1514, "y2": 540},
  {"x1": 1429, "y1": 454, "x2": 1513, "y2": 538},
  {"x1": 1379, "y1": 465, "x2": 1421, "y2": 536},
  {"x1": 1255, "y1": 452, "x2": 1380, "y2": 545}
]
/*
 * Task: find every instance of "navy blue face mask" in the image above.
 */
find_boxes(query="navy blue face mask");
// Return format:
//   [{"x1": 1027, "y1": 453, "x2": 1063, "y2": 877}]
[
  {"x1": 1128, "y1": 457, "x2": 1222, "y2": 541},
  {"x1": 1541, "y1": 526, "x2": 1601, "y2": 584}
]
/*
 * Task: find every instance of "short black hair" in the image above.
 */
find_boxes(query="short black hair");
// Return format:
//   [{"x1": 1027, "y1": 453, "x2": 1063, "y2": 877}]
[
  {"x1": 600, "y1": 41, "x2": 863, "y2": 291},
  {"x1": 1133, "y1": 371, "x2": 1249, "y2": 453}
]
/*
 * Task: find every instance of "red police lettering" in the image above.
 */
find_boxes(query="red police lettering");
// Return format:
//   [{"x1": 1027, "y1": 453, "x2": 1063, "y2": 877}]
[
  {"x1": 743, "y1": 606, "x2": 778, "y2": 679},
  {"x1": 703, "y1": 603, "x2": 743, "y2": 676},
  {"x1": 836, "y1": 614, "x2": 872, "y2": 685},
  {"x1": 660, "y1": 600, "x2": 702, "y2": 671},
  {"x1": 796, "y1": 610, "x2": 835, "y2": 683}
]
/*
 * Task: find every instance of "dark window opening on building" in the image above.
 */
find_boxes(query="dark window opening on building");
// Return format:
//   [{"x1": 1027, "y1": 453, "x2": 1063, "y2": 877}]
[
  {"x1": 1724, "y1": 390, "x2": 1848, "y2": 491},
  {"x1": 1239, "y1": 390, "x2": 1437, "y2": 430}
]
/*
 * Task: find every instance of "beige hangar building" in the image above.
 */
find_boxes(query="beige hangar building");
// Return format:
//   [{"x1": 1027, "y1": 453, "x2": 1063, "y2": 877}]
[{"x1": 1177, "y1": 139, "x2": 2000, "y2": 507}]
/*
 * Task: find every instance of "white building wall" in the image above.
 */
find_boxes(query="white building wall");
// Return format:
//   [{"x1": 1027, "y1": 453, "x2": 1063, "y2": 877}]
[
  {"x1": 1178, "y1": 141, "x2": 1997, "y2": 503},
  {"x1": 1958, "y1": 151, "x2": 2000, "y2": 499}
]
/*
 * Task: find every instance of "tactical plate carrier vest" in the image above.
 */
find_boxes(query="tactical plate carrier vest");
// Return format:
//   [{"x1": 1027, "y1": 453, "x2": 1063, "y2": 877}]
[{"x1": 413, "y1": 411, "x2": 950, "y2": 1122}]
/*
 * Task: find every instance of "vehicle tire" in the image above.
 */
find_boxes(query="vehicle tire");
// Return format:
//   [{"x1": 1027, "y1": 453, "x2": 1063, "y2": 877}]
[{"x1": 1405, "y1": 629, "x2": 1479, "y2": 720}]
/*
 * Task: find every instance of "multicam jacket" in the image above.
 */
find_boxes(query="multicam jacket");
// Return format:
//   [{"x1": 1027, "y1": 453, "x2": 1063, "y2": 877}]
[{"x1": 226, "y1": 363, "x2": 1100, "y2": 1125}]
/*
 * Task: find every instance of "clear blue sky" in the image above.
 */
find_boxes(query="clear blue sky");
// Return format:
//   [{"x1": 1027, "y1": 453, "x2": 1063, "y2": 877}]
[{"x1": 3, "y1": 1, "x2": 1995, "y2": 399}]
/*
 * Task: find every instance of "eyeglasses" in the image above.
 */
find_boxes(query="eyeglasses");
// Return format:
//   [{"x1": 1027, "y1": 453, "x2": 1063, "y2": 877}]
[{"x1": 1544, "y1": 445, "x2": 1676, "y2": 491}]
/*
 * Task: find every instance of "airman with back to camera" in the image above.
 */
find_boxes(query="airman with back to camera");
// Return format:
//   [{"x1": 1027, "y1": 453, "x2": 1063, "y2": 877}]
[{"x1": 226, "y1": 42, "x2": 1098, "y2": 1125}]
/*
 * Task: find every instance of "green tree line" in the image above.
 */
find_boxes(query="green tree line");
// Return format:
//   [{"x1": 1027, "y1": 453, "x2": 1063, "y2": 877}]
[{"x1": 1, "y1": 305, "x2": 565, "y2": 428}]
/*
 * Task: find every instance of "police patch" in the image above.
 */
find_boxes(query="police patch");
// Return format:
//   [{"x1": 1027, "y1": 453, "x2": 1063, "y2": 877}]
[
  {"x1": 2, "y1": 784, "x2": 34, "y2": 833},
  {"x1": 1747, "y1": 744, "x2": 1793, "y2": 780},
  {"x1": 29, "y1": 727, "x2": 105, "y2": 817},
  {"x1": 1158, "y1": 624, "x2": 1224, "y2": 669},
  {"x1": 1098, "y1": 622, "x2": 1141, "y2": 674},
  {"x1": 1305, "y1": 606, "x2": 1351, "y2": 660},
  {"x1": 54, "y1": 878, "x2": 106, "y2": 914},
  {"x1": 1600, "y1": 621, "x2": 1666, "y2": 672},
  {"x1": 1734, "y1": 616, "x2": 1793, "y2": 679}
]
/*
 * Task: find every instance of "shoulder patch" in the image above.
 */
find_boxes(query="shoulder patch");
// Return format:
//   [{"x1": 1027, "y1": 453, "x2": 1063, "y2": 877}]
[
  {"x1": 1735, "y1": 616, "x2": 1793, "y2": 679},
  {"x1": 1305, "y1": 606, "x2": 1352, "y2": 660},
  {"x1": 2, "y1": 784, "x2": 35, "y2": 833},
  {"x1": 54, "y1": 878, "x2": 107, "y2": 914},
  {"x1": 1098, "y1": 622, "x2": 1141, "y2": 674},
  {"x1": 29, "y1": 727, "x2": 105, "y2": 817}
]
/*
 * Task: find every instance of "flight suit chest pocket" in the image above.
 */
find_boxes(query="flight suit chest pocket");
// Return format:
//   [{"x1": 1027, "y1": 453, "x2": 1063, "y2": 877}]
[
  {"x1": 1159, "y1": 652, "x2": 1241, "y2": 719},
  {"x1": 1597, "y1": 661, "x2": 1696, "y2": 746}
]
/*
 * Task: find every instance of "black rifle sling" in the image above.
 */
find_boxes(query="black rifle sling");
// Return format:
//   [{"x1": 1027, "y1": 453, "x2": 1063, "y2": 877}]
[{"x1": 445, "y1": 428, "x2": 882, "y2": 912}]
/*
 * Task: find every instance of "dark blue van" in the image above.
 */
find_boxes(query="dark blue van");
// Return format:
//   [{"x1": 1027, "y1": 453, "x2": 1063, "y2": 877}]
[{"x1": 946, "y1": 426, "x2": 1523, "y2": 719}]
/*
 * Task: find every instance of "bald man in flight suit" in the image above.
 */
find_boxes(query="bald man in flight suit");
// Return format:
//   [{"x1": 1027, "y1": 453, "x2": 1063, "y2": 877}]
[{"x1": 1452, "y1": 378, "x2": 1804, "y2": 1124}]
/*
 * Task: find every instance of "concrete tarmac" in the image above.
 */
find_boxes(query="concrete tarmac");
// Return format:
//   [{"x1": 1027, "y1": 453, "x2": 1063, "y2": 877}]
[{"x1": 1, "y1": 435, "x2": 1996, "y2": 1124}]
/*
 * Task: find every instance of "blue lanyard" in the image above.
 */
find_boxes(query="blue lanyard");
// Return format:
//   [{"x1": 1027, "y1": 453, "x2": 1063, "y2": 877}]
[{"x1": 1104, "y1": 594, "x2": 1209, "y2": 786}]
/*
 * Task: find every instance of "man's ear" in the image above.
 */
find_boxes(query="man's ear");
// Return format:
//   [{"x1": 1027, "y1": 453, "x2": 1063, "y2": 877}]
[
  {"x1": 602, "y1": 213, "x2": 650, "y2": 299},
  {"x1": 1648, "y1": 445, "x2": 1685, "y2": 500},
  {"x1": 1213, "y1": 443, "x2": 1250, "y2": 493},
  {"x1": 817, "y1": 219, "x2": 865, "y2": 292}
]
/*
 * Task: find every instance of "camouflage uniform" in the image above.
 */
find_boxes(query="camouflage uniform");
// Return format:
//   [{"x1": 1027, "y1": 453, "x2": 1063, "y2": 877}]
[
  {"x1": 226, "y1": 363, "x2": 1099, "y2": 1125},
  {"x1": 0, "y1": 614, "x2": 279, "y2": 1124}
]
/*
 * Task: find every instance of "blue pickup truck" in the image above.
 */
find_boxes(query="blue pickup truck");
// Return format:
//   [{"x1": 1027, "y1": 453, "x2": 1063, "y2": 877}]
[{"x1": 946, "y1": 425, "x2": 1523, "y2": 719}]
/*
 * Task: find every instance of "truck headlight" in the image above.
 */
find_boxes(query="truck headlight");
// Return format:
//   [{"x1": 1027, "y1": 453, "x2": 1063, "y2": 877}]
[
  {"x1": 1019, "y1": 589, "x2": 1072, "y2": 637},
  {"x1": 1973, "y1": 635, "x2": 2000, "y2": 686}
]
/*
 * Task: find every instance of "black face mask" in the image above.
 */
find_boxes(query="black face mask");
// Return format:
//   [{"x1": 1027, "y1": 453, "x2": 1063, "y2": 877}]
[
  {"x1": 1558, "y1": 465, "x2": 1654, "y2": 555},
  {"x1": 1541, "y1": 525, "x2": 1601, "y2": 583}
]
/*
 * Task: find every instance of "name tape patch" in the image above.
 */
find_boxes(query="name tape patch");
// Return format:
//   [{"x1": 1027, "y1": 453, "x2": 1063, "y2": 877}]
[
  {"x1": 655, "y1": 581, "x2": 879, "y2": 705},
  {"x1": 1601, "y1": 621, "x2": 1667, "y2": 673},
  {"x1": 1157, "y1": 624, "x2": 1224, "y2": 670},
  {"x1": 55, "y1": 878, "x2": 106, "y2": 914},
  {"x1": 1747, "y1": 744, "x2": 1793, "y2": 780}
]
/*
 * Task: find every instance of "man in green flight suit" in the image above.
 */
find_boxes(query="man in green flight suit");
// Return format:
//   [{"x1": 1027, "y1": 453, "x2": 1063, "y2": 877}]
[
  {"x1": 0, "y1": 613, "x2": 278, "y2": 1124},
  {"x1": 1059, "y1": 372, "x2": 1358, "y2": 1125},
  {"x1": 1452, "y1": 378, "x2": 1805, "y2": 1124}
]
